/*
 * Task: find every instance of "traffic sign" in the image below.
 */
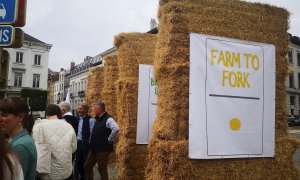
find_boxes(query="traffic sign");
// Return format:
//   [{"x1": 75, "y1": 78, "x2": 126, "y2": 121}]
[
  {"x1": 0, "y1": 25, "x2": 15, "y2": 46},
  {"x1": 12, "y1": 0, "x2": 26, "y2": 27},
  {"x1": 6, "y1": 28, "x2": 23, "y2": 48},
  {"x1": 0, "y1": 0, "x2": 19, "y2": 24}
]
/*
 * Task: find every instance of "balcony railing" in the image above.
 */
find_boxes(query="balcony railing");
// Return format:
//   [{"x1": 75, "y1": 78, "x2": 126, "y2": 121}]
[{"x1": 78, "y1": 90, "x2": 85, "y2": 97}]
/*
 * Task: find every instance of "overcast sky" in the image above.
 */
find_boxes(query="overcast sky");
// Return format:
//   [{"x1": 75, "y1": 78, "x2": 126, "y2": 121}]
[{"x1": 23, "y1": 0, "x2": 299, "y2": 72}]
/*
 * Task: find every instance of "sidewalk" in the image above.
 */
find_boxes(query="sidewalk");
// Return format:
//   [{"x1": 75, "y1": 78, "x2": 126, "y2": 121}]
[
  {"x1": 289, "y1": 128, "x2": 300, "y2": 172},
  {"x1": 93, "y1": 163, "x2": 118, "y2": 179}
]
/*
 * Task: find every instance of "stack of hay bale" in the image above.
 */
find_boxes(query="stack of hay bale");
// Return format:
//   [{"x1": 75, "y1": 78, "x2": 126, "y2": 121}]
[
  {"x1": 102, "y1": 55, "x2": 119, "y2": 119},
  {"x1": 146, "y1": 0, "x2": 299, "y2": 179},
  {"x1": 114, "y1": 33, "x2": 157, "y2": 179},
  {"x1": 86, "y1": 66, "x2": 104, "y2": 116}
]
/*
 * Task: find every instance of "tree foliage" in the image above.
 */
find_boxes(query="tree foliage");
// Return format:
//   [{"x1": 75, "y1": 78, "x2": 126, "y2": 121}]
[{"x1": 20, "y1": 88, "x2": 48, "y2": 111}]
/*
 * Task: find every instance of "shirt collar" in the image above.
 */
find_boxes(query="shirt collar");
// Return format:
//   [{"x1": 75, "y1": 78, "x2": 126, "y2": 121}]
[
  {"x1": 98, "y1": 112, "x2": 106, "y2": 118},
  {"x1": 63, "y1": 112, "x2": 73, "y2": 116},
  {"x1": 9, "y1": 130, "x2": 29, "y2": 145},
  {"x1": 79, "y1": 114, "x2": 88, "y2": 119}
]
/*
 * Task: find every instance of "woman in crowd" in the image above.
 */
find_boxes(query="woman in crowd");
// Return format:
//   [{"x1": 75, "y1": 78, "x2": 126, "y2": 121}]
[
  {"x1": 32, "y1": 104, "x2": 77, "y2": 180},
  {"x1": 0, "y1": 96, "x2": 37, "y2": 180},
  {"x1": 0, "y1": 129, "x2": 23, "y2": 180}
]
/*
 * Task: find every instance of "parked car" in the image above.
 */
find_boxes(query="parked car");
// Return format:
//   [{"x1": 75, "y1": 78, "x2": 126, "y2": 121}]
[
  {"x1": 288, "y1": 114, "x2": 295, "y2": 127},
  {"x1": 293, "y1": 115, "x2": 300, "y2": 126}
]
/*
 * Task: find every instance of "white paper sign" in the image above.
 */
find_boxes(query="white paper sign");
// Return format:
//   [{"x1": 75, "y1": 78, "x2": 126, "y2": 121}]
[
  {"x1": 189, "y1": 33, "x2": 275, "y2": 159},
  {"x1": 136, "y1": 64, "x2": 157, "y2": 144}
]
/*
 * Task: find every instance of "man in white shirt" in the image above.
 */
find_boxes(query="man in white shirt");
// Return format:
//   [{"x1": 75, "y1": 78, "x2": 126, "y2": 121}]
[{"x1": 84, "y1": 101, "x2": 119, "y2": 180}]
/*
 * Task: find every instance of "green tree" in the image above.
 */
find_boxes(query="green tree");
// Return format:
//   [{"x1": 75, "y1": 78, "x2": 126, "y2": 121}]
[{"x1": 20, "y1": 88, "x2": 48, "y2": 111}]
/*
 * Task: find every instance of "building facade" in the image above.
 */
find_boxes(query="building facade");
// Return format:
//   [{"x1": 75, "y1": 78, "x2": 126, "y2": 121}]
[
  {"x1": 50, "y1": 20, "x2": 156, "y2": 112},
  {"x1": 52, "y1": 54, "x2": 102, "y2": 114},
  {"x1": 287, "y1": 35, "x2": 300, "y2": 116},
  {"x1": 2, "y1": 33, "x2": 52, "y2": 97},
  {"x1": 47, "y1": 69, "x2": 58, "y2": 105},
  {"x1": 53, "y1": 69, "x2": 66, "y2": 104}
]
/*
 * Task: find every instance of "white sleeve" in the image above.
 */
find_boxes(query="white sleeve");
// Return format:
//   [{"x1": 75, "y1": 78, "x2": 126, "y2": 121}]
[
  {"x1": 106, "y1": 117, "x2": 119, "y2": 142},
  {"x1": 71, "y1": 129, "x2": 77, "y2": 153},
  {"x1": 8, "y1": 154, "x2": 24, "y2": 180},
  {"x1": 32, "y1": 122, "x2": 43, "y2": 143}
]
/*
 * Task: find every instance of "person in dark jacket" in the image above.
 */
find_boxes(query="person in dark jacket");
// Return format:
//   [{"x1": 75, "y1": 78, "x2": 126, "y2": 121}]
[
  {"x1": 76, "y1": 103, "x2": 95, "y2": 180},
  {"x1": 59, "y1": 101, "x2": 78, "y2": 134},
  {"x1": 84, "y1": 101, "x2": 119, "y2": 180},
  {"x1": 59, "y1": 101, "x2": 78, "y2": 179}
]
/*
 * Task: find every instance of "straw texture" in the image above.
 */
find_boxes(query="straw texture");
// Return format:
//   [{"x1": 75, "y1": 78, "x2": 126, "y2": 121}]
[
  {"x1": 87, "y1": 66, "x2": 104, "y2": 116},
  {"x1": 114, "y1": 33, "x2": 157, "y2": 179},
  {"x1": 146, "y1": 0, "x2": 299, "y2": 179},
  {"x1": 102, "y1": 55, "x2": 119, "y2": 119}
]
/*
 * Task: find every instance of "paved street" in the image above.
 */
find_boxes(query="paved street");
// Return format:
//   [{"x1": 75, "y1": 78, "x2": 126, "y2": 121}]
[{"x1": 93, "y1": 163, "x2": 118, "y2": 180}]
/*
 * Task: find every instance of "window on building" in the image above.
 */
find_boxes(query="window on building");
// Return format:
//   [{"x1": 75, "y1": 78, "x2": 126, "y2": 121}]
[
  {"x1": 290, "y1": 96, "x2": 295, "y2": 106},
  {"x1": 298, "y1": 52, "x2": 300, "y2": 65},
  {"x1": 289, "y1": 73, "x2": 295, "y2": 88},
  {"x1": 14, "y1": 72, "x2": 22, "y2": 87},
  {"x1": 288, "y1": 50, "x2": 293, "y2": 64},
  {"x1": 16, "y1": 52, "x2": 23, "y2": 63},
  {"x1": 33, "y1": 74, "x2": 40, "y2": 88},
  {"x1": 34, "y1": 55, "x2": 41, "y2": 65}
]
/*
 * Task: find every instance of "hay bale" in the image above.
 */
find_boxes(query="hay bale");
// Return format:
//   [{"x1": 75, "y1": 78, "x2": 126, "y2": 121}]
[
  {"x1": 146, "y1": 0, "x2": 299, "y2": 179},
  {"x1": 101, "y1": 55, "x2": 119, "y2": 165},
  {"x1": 87, "y1": 66, "x2": 104, "y2": 116},
  {"x1": 114, "y1": 33, "x2": 157, "y2": 180},
  {"x1": 102, "y1": 55, "x2": 119, "y2": 119}
]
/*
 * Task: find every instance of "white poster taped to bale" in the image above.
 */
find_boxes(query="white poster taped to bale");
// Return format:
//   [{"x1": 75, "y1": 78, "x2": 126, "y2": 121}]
[
  {"x1": 136, "y1": 64, "x2": 157, "y2": 144},
  {"x1": 189, "y1": 33, "x2": 275, "y2": 159}
]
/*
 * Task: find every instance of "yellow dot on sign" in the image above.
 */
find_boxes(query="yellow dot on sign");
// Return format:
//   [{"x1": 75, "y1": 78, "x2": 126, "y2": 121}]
[{"x1": 230, "y1": 118, "x2": 241, "y2": 131}]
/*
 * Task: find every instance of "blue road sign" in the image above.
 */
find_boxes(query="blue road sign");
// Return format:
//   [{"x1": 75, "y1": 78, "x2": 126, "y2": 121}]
[
  {"x1": 0, "y1": 25, "x2": 15, "y2": 46},
  {"x1": 0, "y1": 0, "x2": 18, "y2": 24}
]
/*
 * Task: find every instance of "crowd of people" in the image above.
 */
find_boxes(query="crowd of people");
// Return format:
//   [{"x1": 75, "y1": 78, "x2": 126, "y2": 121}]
[{"x1": 0, "y1": 96, "x2": 119, "y2": 180}]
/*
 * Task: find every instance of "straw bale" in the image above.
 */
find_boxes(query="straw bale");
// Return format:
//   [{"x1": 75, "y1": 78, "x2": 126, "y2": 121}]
[
  {"x1": 114, "y1": 33, "x2": 157, "y2": 79},
  {"x1": 147, "y1": 0, "x2": 299, "y2": 179},
  {"x1": 147, "y1": 137, "x2": 300, "y2": 179},
  {"x1": 101, "y1": 55, "x2": 119, "y2": 164},
  {"x1": 114, "y1": 33, "x2": 157, "y2": 179},
  {"x1": 102, "y1": 55, "x2": 119, "y2": 119},
  {"x1": 87, "y1": 66, "x2": 104, "y2": 116}
]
